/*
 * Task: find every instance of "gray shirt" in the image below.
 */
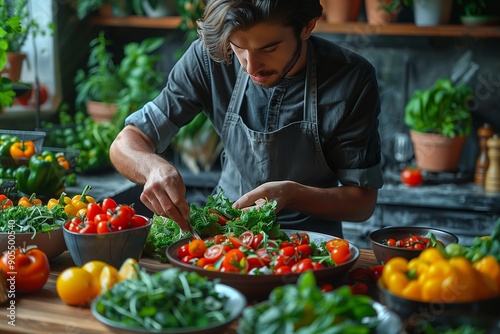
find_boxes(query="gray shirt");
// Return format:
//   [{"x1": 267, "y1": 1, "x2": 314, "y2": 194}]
[{"x1": 126, "y1": 35, "x2": 383, "y2": 190}]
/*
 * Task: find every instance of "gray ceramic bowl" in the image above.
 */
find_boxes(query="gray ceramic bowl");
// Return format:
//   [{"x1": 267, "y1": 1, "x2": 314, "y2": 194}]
[
  {"x1": 369, "y1": 226, "x2": 459, "y2": 264},
  {"x1": 0, "y1": 228, "x2": 66, "y2": 259},
  {"x1": 63, "y1": 216, "x2": 152, "y2": 268}
]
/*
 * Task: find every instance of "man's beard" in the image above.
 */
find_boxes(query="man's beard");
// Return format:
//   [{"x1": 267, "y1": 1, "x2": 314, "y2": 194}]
[{"x1": 250, "y1": 39, "x2": 303, "y2": 88}]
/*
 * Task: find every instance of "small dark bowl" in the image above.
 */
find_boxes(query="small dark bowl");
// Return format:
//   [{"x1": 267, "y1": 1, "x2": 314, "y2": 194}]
[
  {"x1": 63, "y1": 217, "x2": 152, "y2": 268},
  {"x1": 369, "y1": 226, "x2": 458, "y2": 264}
]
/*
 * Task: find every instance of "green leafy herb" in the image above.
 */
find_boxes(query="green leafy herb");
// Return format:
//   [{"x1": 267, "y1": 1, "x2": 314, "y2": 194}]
[
  {"x1": 238, "y1": 271, "x2": 379, "y2": 334},
  {"x1": 0, "y1": 204, "x2": 68, "y2": 237},
  {"x1": 94, "y1": 267, "x2": 229, "y2": 331}
]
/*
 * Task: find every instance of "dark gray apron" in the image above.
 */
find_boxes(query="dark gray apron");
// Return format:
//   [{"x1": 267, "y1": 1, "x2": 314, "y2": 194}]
[{"x1": 217, "y1": 45, "x2": 343, "y2": 237}]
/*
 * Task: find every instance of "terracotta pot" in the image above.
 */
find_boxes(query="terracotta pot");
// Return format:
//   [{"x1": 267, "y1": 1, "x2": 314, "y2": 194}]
[
  {"x1": 323, "y1": 0, "x2": 362, "y2": 23},
  {"x1": 1, "y1": 52, "x2": 27, "y2": 81},
  {"x1": 364, "y1": 0, "x2": 399, "y2": 25},
  {"x1": 410, "y1": 130, "x2": 467, "y2": 173},
  {"x1": 86, "y1": 101, "x2": 118, "y2": 122}
]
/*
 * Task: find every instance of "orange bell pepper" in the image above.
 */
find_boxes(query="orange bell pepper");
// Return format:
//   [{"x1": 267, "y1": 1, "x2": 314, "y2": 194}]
[
  {"x1": 9, "y1": 140, "x2": 36, "y2": 159},
  {"x1": 18, "y1": 193, "x2": 43, "y2": 207}
]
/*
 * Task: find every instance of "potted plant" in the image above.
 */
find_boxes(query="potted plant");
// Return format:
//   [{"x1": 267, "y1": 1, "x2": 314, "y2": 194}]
[
  {"x1": 0, "y1": 0, "x2": 49, "y2": 81},
  {"x1": 456, "y1": 0, "x2": 500, "y2": 26},
  {"x1": 404, "y1": 78, "x2": 473, "y2": 172},
  {"x1": 364, "y1": 0, "x2": 401, "y2": 25},
  {"x1": 74, "y1": 31, "x2": 164, "y2": 125},
  {"x1": 0, "y1": 15, "x2": 20, "y2": 109}
]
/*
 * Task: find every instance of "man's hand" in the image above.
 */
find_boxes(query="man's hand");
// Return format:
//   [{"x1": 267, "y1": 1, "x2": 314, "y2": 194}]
[
  {"x1": 140, "y1": 164, "x2": 191, "y2": 232},
  {"x1": 232, "y1": 181, "x2": 293, "y2": 213}
]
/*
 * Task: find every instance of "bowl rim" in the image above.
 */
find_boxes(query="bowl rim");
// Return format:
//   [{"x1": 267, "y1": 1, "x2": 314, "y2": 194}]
[{"x1": 62, "y1": 215, "x2": 152, "y2": 236}]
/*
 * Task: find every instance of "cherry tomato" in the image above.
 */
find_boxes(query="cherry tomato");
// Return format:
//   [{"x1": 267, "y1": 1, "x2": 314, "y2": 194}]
[
  {"x1": 290, "y1": 232, "x2": 310, "y2": 246},
  {"x1": 180, "y1": 255, "x2": 198, "y2": 265},
  {"x1": 274, "y1": 265, "x2": 292, "y2": 275},
  {"x1": 229, "y1": 236, "x2": 251, "y2": 249},
  {"x1": 325, "y1": 238, "x2": 350, "y2": 253},
  {"x1": 252, "y1": 233, "x2": 264, "y2": 249},
  {"x1": 204, "y1": 244, "x2": 224, "y2": 263},
  {"x1": 246, "y1": 254, "x2": 265, "y2": 270},
  {"x1": 97, "y1": 221, "x2": 111, "y2": 234},
  {"x1": 221, "y1": 249, "x2": 247, "y2": 273},
  {"x1": 209, "y1": 209, "x2": 230, "y2": 225},
  {"x1": 79, "y1": 222, "x2": 97, "y2": 234},
  {"x1": 349, "y1": 282, "x2": 369, "y2": 295},
  {"x1": 295, "y1": 244, "x2": 312, "y2": 259},
  {"x1": 188, "y1": 239, "x2": 207, "y2": 257},
  {"x1": 86, "y1": 202, "x2": 103, "y2": 221},
  {"x1": 256, "y1": 248, "x2": 272, "y2": 267},
  {"x1": 401, "y1": 167, "x2": 423, "y2": 187},
  {"x1": 131, "y1": 215, "x2": 149, "y2": 228},
  {"x1": 213, "y1": 234, "x2": 228, "y2": 244},
  {"x1": 279, "y1": 246, "x2": 297, "y2": 258},
  {"x1": 101, "y1": 197, "x2": 118, "y2": 213},
  {"x1": 0, "y1": 245, "x2": 50, "y2": 293},
  {"x1": 56, "y1": 267, "x2": 99, "y2": 305},
  {"x1": 291, "y1": 258, "x2": 314, "y2": 273},
  {"x1": 239, "y1": 231, "x2": 255, "y2": 247},
  {"x1": 330, "y1": 245, "x2": 352, "y2": 265},
  {"x1": 177, "y1": 244, "x2": 191, "y2": 259},
  {"x1": 321, "y1": 283, "x2": 334, "y2": 292}
]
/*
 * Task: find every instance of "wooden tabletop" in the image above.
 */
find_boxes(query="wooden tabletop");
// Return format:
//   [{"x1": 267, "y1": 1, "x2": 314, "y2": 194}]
[{"x1": 0, "y1": 249, "x2": 379, "y2": 334}]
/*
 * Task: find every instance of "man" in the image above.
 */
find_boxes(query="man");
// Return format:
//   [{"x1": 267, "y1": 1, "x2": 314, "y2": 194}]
[{"x1": 109, "y1": 0, "x2": 383, "y2": 237}]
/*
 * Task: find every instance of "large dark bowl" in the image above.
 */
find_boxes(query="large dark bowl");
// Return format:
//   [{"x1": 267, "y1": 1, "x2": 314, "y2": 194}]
[
  {"x1": 166, "y1": 229, "x2": 360, "y2": 302},
  {"x1": 63, "y1": 217, "x2": 152, "y2": 268},
  {"x1": 378, "y1": 280, "x2": 500, "y2": 329},
  {"x1": 369, "y1": 226, "x2": 458, "y2": 264}
]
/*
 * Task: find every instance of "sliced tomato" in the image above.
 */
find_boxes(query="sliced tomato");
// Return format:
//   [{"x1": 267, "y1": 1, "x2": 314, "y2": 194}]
[
  {"x1": 252, "y1": 233, "x2": 264, "y2": 250},
  {"x1": 229, "y1": 236, "x2": 251, "y2": 249},
  {"x1": 246, "y1": 254, "x2": 265, "y2": 270},
  {"x1": 209, "y1": 209, "x2": 230, "y2": 225},
  {"x1": 239, "y1": 231, "x2": 255, "y2": 247},
  {"x1": 204, "y1": 244, "x2": 224, "y2": 263},
  {"x1": 256, "y1": 248, "x2": 272, "y2": 267}
]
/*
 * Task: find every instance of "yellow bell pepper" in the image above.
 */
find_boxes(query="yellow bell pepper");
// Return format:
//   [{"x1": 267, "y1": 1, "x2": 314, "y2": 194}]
[{"x1": 64, "y1": 185, "x2": 95, "y2": 216}]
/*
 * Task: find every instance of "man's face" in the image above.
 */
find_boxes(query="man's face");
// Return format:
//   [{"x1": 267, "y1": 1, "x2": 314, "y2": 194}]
[{"x1": 229, "y1": 23, "x2": 306, "y2": 88}]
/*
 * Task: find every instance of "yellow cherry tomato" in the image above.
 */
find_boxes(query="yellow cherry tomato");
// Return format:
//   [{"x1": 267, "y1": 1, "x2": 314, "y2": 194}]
[
  {"x1": 382, "y1": 257, "x2": 408, "y2": 287},
  {"x1": 401, "y1": 280, "x2": 422, "y2": 300},
  {"x1": 419, "y1": 247, "x2": 446, "y2": 264},
  {"x1": 473, "y1": 255, "x2": 500, "y2": 291},
  {"x1": 118, "y1": 258, "x2": 140, "y2": 281},
  {"x1": 99, "y1": 265, "x2": 121, "y2": 292},
  {"x1": 56, "y1": 267, "x2": 99, "y2": 306},
  {"x1": 386, "y1": 271, "x2": 409, "y2": 296},
  {"x1": 81, "y1": 260, "x2": 109, "y2": 292}
]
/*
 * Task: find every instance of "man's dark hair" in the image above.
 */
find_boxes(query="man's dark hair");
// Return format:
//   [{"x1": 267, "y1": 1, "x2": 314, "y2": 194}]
[{"x1": 197, "y1": 0, "x2": 323, "y2": 64}]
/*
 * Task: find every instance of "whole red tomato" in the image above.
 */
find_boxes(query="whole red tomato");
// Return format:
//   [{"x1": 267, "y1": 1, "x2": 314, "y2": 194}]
[
  {"x1": 401, "y1": 167, "x2": 423, "y2": 187},
  {"x1": 16, "y1": 84, "x2": 49, "y2": 106},
  {"x1": 0, "y1": 245, "x2": 50, "y2": 293}
]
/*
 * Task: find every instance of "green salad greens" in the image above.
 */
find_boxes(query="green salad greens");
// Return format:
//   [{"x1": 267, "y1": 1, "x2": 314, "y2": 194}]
[
  {"x1": 0, "y1": 204, "x2": 68, "y2": 237},
  {"x1": 145, "y1": 190, "x2": 284, "y2": 262},
  {"x1": 238, "y1": 271, "x2": 380, "y2": 334},
  {"x1": 94, "y1": 267, "x2": 229, "y2": 331}
]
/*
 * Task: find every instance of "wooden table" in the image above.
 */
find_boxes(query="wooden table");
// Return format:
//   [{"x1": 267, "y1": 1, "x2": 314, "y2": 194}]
[{"x1": 0, "y1": 249, "x2": 379, "y2": 334}]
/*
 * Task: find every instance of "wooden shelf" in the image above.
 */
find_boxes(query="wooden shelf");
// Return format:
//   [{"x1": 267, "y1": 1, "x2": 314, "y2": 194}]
[
  {"x1": 314, "y1": 21, "x2": 500, "y2": 37},
  {"x1": 91, "y1": 15, "x2": 182, "y2": 29},
  {"x1": 91, "y1": 15, "x2": 500, "y2": 37}
]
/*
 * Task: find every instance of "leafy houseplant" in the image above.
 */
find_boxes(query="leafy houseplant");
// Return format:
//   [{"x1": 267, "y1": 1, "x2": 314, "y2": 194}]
[
  {"x1": 0, "y1": 14, "x2": 21, "y2": 108},
  {"x1": 456, "y1": 0, "x2": 500, "y2": 25},
  {"x1": 404, "y1": 78, "x2": 473, "y2": 138},
  {"x1": 404, "y1": 78, "x2": 473, "y2": 172},
  {"x1": 74, "y1": 31, "x2": 165, "y2": 126}
]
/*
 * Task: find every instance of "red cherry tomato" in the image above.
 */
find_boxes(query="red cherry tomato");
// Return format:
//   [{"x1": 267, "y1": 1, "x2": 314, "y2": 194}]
[
  {"x1": 401, "y1": 167, "x2": 423, "y2": 187},
  {"x1": 325, "y1": 238, "x2": 350, "y2": 253},
  {"x1": 204, "y1": 244, "x2": 224, "y2": 263},
  {"x1": 177, "y1": 244, "x2": 191, "y2": 259},
  {"x1": 291, "y1": 258, "x2": 314, "y2": 273},
  {"x1": 0, "y1": 245, "x2": 50, "y2": 293},
  {"x1": 330, "y1": 245, "x2": 351, "y2": 265}
]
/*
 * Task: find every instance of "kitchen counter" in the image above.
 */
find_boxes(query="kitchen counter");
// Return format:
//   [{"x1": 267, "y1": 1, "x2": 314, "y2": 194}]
[{"x1": 0, "y1": 249, "x2": 379, "y2": 333}]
